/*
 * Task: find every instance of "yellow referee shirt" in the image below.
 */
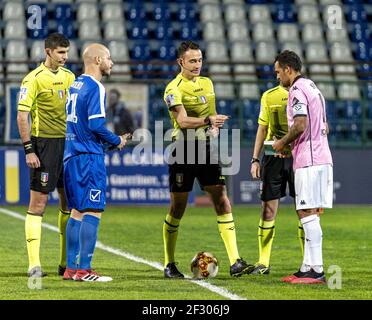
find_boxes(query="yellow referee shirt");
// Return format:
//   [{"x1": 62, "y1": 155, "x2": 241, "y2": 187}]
[
  {"x1": 258, "y1": 85, "x2": 289, "y2": 141},
  {"x1": 17, "y1": 63, "x2": 75, "y2": 138},
  {"x1": 164, "y1": 73, "x2": 216, "y2": 140}
]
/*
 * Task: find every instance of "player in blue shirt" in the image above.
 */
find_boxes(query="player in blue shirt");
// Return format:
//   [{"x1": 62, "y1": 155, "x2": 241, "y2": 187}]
[{"x1": 63, "y1": 44, "x2": 128, "y2": 282}]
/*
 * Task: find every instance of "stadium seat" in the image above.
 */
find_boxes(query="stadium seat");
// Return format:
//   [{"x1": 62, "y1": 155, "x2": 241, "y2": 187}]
[
  {"x1": 256, "y1": 64, "x2": 275, "y2": 80},
  {"x1": 203, "y1": 22, "x2": 225, "y2": 41},
  {"x1": 109, "y1": 41, "x2": 131, "y2": 80},
  {"x1": 79, "y1": 20, "x2": 101, "y2": 40},
  {"x1": 225, "y1": 4, "x2": 247, "y2": 23},
  {"x1": 5, "y1": 40, "x2": 29, "y2": 79},
  {"x1": 209, "y1": 64, "x2": 232, "y2": 81},
  {"x1": 337, "y1": 83, "x2": 361, "y2": 100},
  {"x1": 230, "y1": 41, "x2": 254, "y2": 62},
  {"x1": 274, "y1": 4, "x2": 295, "y2": 23},
  {"x1": 342, "y1": 101, "x2": 362, "y2": 119},
  {"x1": 102, "y1": 3, "x2": 124, "y2": 22},
  {"x1": 334, "y1": 64, "x2": 358, "y2": 82},
  {"x1": 242, "y1": 99, "x2": 260, "y2": 120},
  {"x1": 217, "y1": 99, "x2": 233, "y2": 116},
  {"x1": 309, "y1": 64, "x2": 332, "y2": 81},
  {"x1": 55, "y1": 3, "x2": 73, "y2": 21},
  {"x1": 277, "y1": 24, "x2": 300, "y2": 44},
  {"x1": 67, "y1": 40, "x2": 78, "y2": 61},
  {"x1": 30, "y1": 41, "x2": 45, "y2": 62},
  {"x1": 280, "y1": 42, "x2": 304, "y2": 60},
  {"x1": 179, "y1": 22, "x2": 200, "y2": 40},
  {"x1": 298, "y1": 5, "x2": 320, "y2": 24},
  {"x1": 295, "y1": 0, "x2": 317, "y2": 5},
  {"x1": 330, "y1": 42, "x2": 353, "y2": 62},
  {"x1": 4, "y1": 20, "x2": 26, "y2": 39},
  {"x1": 302, "y1": 24, "x2": 325, "y2": 43},
  {"x1": 354, "y1": 42, "x2": 372, "y2": 61},
  {"x1": 234, "y1": 64, "x2": 257, "y2": 81},
  {"x1": 249, "y1": 5, "x2": 271, "y2": 24},
  {"x1": 319, "y1": 0, "x2": 341, "y2": 5},
  {"x1": 130, "y1": 42, "x2": 151, "y2": 61},
  {"x1": 128, "y1": 20, "x2": 149, "y2": 40},
  {"x1": 77, "y1": 3, "x2": 98, "y2": 21},
  {"x1": 3, "y1": 2, "x2": 25, "y2": 21},
  {"x1": 177, "y1": 3, "x2": 197, "y2": 22},
  {"x1": 346, "y1": 5, "x2": 367, "y2": 23},
  {"x1": 200, "y1": 4, "x2": 222, "y2": 22},
  {"x1": 252, "y1": 23, "x2": 274, "y2": 42},
  {"x1": 358, "y1": 63, "x2": 372, "y2": 81},
  {"x1": 56, "y1": 22, "x2": 76, "y2": 39},
  {"x1": 206, "y1": 41, "x2": 229, "y2": 62},
  {"x1": 227, "y1": 22, "x2": 250, "y2": 41},
  {"x1": 350, "y1": 23, "x2": 370, "y2": 43},
  {"x1": 153, "y1": 3, "x2": 171, "y2": 21},
  {"x1": 305, "y1": 42, "x2": 328, "y2": 62},
  {"x1": 104, "y1": 21, "x2": 127, "y2": 41},
  {"x1": 126, "y1": 3, "x2": 146, "y2": 21},
  {"x1": 255, "y1": 42, "x2": 277, "y2": 63},
  {"x1": 214, "y1": 83, "x2": 235, "y2": 98},
  {"x1": 239, "y1": 83, "x2": 260, "y2": 99},
  {"x1": 157, "y1": 42, "x2": 177, "y2": 60},
  {"x1": 153, "y1": 22, "x2": 174, "y2": 41},
  {"x1": 316, "y1": 82, "x2": 336, "y2": 100}
]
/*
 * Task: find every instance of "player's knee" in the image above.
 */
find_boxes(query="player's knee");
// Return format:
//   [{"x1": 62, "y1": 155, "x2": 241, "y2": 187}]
[
  {"x1": 214, "y1": 196, "x2": 231, "y2": 214},
  {"x1": 262, "y1": 204, "x2": 276, "y2": 220}
]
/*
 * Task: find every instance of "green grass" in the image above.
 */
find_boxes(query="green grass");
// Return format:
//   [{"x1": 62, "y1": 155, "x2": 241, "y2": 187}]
[{"x1": 0, "y1": 205, "x2": 371, "y2": 300}]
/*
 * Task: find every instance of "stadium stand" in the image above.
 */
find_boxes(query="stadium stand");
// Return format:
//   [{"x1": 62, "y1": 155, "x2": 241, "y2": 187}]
[{"x1": 0, "y1": 0, "x2": 371, "y2": 146}]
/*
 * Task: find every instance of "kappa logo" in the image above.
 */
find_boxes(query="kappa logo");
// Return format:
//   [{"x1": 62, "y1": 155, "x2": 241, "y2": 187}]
[
  {"x1": 300, "y1": 200, "x2": 306, "y2": 205},
  {"x1": 90, "y1": 189, "x2": 101, "y2": 202}
]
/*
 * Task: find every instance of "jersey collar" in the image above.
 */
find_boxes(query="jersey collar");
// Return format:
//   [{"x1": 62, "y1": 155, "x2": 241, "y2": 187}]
[{"x1": 41, "y1": 62, "x2": 60, "y2": 75}]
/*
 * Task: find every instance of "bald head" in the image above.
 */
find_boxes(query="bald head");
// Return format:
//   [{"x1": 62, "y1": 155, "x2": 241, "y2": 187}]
[
  {"x1": 82, "y1": 43, "x2": 113, "y2": 78},
  {"x1": 83, "y1": 43, "x2": 109, "y2": 64}
]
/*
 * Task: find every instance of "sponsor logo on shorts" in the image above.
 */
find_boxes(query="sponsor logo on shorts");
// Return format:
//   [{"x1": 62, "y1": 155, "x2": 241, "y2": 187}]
[
  {"x1": 176, "y1": 173, "x2": 183, "y2": 187},
  {"x1": 41, "y1": 172, "x2": 48, "y2": 187},
  {"x1": 90, "y1": 189, "x2": 101, "y2": 202}
]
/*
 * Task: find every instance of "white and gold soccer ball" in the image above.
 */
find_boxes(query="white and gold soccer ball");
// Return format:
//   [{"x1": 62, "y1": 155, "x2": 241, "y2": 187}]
[{"x1": 190, "y1": 251, "x2": 218, "y2": 279}]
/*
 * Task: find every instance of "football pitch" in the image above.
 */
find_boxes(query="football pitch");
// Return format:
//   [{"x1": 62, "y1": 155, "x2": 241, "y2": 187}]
[{"x1": 0, "y1": 205, "x2": 371, "y2": 300}]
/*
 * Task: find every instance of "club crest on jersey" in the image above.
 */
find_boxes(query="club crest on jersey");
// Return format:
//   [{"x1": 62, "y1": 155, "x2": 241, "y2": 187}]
[
  {"x1": 58, "y1": 90, "x2": 65, "y2": 99},
  {"x1": 200, "y1": 96, "x2": 207, "y2": 104},
  {"x1": 90, "y1": 189, "x2": 101, "y2": 202},
  {"x1": 41, "y1": 172, "x2": 49, "y2": 186},
  {"x1": 19, "y1": 87, "x2": 28, "y2": 101},
  {"x1": 166, "y1": 94, "x2": 175, "y2": 107}
]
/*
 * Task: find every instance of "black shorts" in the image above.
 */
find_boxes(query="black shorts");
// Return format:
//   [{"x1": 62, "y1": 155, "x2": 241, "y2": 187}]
[
  {"x1": 30, "y1": 137, "x2": 65, "y2": 193},
  {"x1": 168, "y1": 140, "x2": 225, "y2": 192},
  {"x1": 260, "y1": 155, "x2": 295, "y2": 201}
]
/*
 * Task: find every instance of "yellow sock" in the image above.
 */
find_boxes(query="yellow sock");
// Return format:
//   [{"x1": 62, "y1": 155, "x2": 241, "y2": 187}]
[
  {"x1": 25, "y1": 213, "x2": 42, "y2": 270},
  {"x1": 298, "y1": 221, "x2": 305, "y2": 257},
  {"x1": 58, "y1": 209, "x2": 70, "y2": 268},
  {"x1": 217, "y1": 213, "x2": 240, "y2": 265},
  {"x1": 163, "y1": 214, "x2": 180, "y2": 267},
  {"x1": 258, "y1": 219, "x2": 275, "y2": 267}
]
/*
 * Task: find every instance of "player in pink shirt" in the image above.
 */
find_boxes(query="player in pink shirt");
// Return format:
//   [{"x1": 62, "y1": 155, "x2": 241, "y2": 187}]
[{"x1": 273, "y1": 50, "x2": 333, "y2": 284}]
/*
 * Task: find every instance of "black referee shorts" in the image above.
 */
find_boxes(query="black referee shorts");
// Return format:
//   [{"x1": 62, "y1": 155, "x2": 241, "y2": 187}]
[
  {"x1": 260, "y1": 155, "x2": 295, "y2": 202},
  {"x1": 168, "y1": 139, "x2": 225, "y2": 192},
  {"x1": 30, "y1": 137, "x2": 65, "y2": 194}
]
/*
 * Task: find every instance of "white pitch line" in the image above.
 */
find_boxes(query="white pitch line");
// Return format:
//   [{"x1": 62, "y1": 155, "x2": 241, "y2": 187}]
[{"x1": 0, "y1": 207, "x2": 246, "y2": 300}]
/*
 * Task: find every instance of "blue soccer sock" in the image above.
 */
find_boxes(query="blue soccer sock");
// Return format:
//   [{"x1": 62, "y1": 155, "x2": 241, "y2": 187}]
[
  {"x1": 79, "y1": 214, "x2": 100, "y2": 270},
  {"x1": 66, "y1": 217, "x2": 82, "y2": 269}
]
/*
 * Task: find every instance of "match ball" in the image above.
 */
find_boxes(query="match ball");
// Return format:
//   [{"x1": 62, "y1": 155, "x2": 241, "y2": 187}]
[{"x1": 190, "y1": 251, "x2": 218, "y2": 279}]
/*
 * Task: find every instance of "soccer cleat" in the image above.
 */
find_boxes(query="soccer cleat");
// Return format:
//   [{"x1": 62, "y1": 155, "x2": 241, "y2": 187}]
[
  {"x1": 290, "y1": 269, "x2": 326, "y2": 284},
  {"x1": 282, "y1": 270, "x2": 310, "y2": 283},
  {"x1": 251, "y1": 263, "x2": 271, "y2": 275},
  {"x1": 27, "y1": 266, "x2": 47, "y2": 278},
  {"x1": 72, "y1": 269, "x2": 113, "y2": 282},
  {"x1": 58, "y1": 265, "x2": 66, "y2": 276},
  {"x1": 164, "y1": 262, "x2": 184, "y2": 279},
  {"x1": 230, "y1": 258, "x2": 255, "y2": 277},
  {"x1": 63, "y1": 268, "x2": 77, "y2": 280}
]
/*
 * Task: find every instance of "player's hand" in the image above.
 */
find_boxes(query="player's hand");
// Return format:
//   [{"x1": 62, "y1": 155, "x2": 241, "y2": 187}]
[
  {"x1": 117, "y1": 133, "x2": 132, "y2": 150},
  {"x1": 250, "y1": 162, "x2": 260, "y2": 179},
  {"x1": 209, "y1": 115, "x2": 229, "y2": 128},
  {"x1": 206, "y1": 125, "x2": 219, "y2": 138},
  {"x1": 26, "y1": 153, "x2": 40, "y2": 168}
]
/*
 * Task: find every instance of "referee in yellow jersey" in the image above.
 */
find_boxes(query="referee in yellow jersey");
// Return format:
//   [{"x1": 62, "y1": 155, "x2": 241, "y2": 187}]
[
  {"x1": 162, "y1": 41, "x2": 254, "y2": 278},
  {"x1": 17, "y1": 33, "x2": 75, "y2": 278},
  {"x1": 250, "y1": 83, "x2": 304, "y2": 275}
]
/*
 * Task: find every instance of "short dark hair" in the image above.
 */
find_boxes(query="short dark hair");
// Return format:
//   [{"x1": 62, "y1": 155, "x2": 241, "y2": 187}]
[
  {"x1": 110, "y1": 88, "x2": 121, "y2": 98},
  {"x1": 45, "y1": 33, "x2": 70, "y2": 49},
  {"x1": 275, "y1": 50, "x2": 302, "y2": 72},
  {"x1": 177, "y1": 41, "x2": 200, "y2": 58}
]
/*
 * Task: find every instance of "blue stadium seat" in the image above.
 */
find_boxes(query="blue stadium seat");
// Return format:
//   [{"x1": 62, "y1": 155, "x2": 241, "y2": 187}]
[
  {"x1": 56, "y1": 22, "x2": 76, "y2": 39},
  {"x1": 157, "y1": 42, "x2": 177, "y2": 60},
  {"x1": 217, "y1": 99, "x2": 233, "y2": 116},
  {"x1": 132, "y1": 63, "x2": 153, "y2": 80},
  {"x1": 246, "y1": 0, "x2": 267, "y2": 4},
  {"x1": 365, "y1": 82, "x2": 372, "y2": 99},
  {"x1": 326, "y1": 101, "x2": 337, "y2": 121},
  {"x1": 177, "y1": 3, "x2": 197, "y2": 23},
  {"x1": 354, "y1": 42, "x2": 371, "y2": 61},
  {"x1": 179, "y1": 22, "x2": 199, "y2": 40},
  {"x1": 131, "y1": 42, "x2": 151, "y2": 61},
  {"x1": 338, "y1": 101, "x2": 362, "y2": 119},
  {"x1": 154, "y1": 22, "x2": 174, "y2": 40},
  {"x1": 350, "y1": 23, "x2": 370, "y2": 43},
  {"x1": 127, "y1": 3, "x2": 146, "y2": 21},
  {"x1": 358, "y1": 63, "x2": 372, "y2": 80},
  {"x1": 153, "y1": 3, "x2": 171, "y2": 21},
  {"x1": 242, "y1": 99, "x2": 260, "y2": 120},
  {"x1": 367, "y1": 102, "x2": 372, "y2": 119},
  {"x1": 346, "y1": 5, "x2": 367, "y2": 23},
  {"x1": 256, "y1": 65, "x2": 275, "y2": 80},
  {"x1": 55, "y1": 3, "x2": 73, "y2": 21},
  {"x1": 274, "y1": 4, "x2": 295, "y2": 23},
  {"x1": 129, "y1": 20, "x2": 149, "y2": 40}
]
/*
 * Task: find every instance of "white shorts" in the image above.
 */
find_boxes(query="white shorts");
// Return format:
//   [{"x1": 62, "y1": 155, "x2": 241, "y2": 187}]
[{"x1": 294, "y1": 164, "x2": 333, "y2": 210}]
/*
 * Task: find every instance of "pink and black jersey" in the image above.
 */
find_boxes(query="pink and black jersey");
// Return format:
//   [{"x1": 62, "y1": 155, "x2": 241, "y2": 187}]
[{"x1": 287, "y1": 76, "x2": 333, "y2": 170}]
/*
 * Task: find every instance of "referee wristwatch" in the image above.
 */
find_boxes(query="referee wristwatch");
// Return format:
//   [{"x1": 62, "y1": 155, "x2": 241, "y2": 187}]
[{"x1": 251, "y1": 157, "x2": 260, "y2": 164}]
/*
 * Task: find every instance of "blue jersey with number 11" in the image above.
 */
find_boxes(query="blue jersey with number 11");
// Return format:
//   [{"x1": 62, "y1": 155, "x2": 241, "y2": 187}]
[{"x1": 64, "y1": 74, "x2": 120, "y2": 161}]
